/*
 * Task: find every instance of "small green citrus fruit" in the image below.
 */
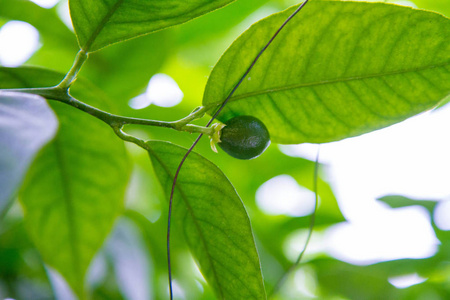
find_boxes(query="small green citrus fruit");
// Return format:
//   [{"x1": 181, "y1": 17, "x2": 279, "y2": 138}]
[{"x1": 218, "y1": 115, "x2": 270, "y2": 160}]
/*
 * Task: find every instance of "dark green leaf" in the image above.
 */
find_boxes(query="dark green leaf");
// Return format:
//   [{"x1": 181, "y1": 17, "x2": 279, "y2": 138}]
[
  {"x1": 69, "y1": 0, "x2": 237, "y2": 52},
  {"x1": 147, "y1": 141, "x2": 266, "y2": 300},
  {"x1": 203, "y1": 1, "x2": 450, "y2": 144},
  {"x1": 0, "y1": 67, "x2": 131, "y2": 296},
  {"x1": 0, "y1": 91, "x2": 58, "y2": 216}
]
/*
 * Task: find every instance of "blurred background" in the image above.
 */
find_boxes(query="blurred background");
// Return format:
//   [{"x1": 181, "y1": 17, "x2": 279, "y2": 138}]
[{"x1": 0, "y1": 0, "x2": 449, "y2": 299}]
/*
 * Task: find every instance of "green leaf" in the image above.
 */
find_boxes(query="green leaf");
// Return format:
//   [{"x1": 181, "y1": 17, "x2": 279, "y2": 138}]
[
  {"x1": 0, "y1": 0, "x2": 75, "y2": 46},
  {"x1": 0, "y1": 0, "x2": 79, "y2": 73},
  {"x1": 0, "y1": 91, "x2": 58, "y2": 216},
  {"x1": 173, "y1": 0, "x2": 272, "y2": 46},
  {"x1": 146, "y1": 141, "x2": 266, "y2": 300},
  {"x1": 377, "y1": 194, "x2": 438, "y2": 215},
  {"x1": 85, "y1": 30, "x2": 171, "y2": 102},
  {"x1": 314, "y1": 258, "x2": 400, "y2": 299},
  {"x1": 402, "y1": 0, "x2": 450, "y2": 17},
  {"x1": 0, "y1": 67, "x2": 131, "y2": 296},
  {"x1": 69, "y1": 0, "x2": 237, "y2": 52},
  {"x1": 203, "y1": 1, "x2": 450, "y2": 144}
]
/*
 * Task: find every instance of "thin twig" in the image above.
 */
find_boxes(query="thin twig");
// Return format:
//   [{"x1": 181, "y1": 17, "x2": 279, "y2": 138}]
[
  {"x1": 4, "y1": 87, "x2": 212, "y2": 134},
  {"x1": 166, "y1": 1, "x2": 311, "y2": 298}
]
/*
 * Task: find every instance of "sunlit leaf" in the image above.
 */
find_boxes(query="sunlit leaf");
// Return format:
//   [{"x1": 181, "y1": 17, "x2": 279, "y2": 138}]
[
  {"x1": 0, "y1": 91, "x2": 58, "y2": 216},
  {"x1": 69, "y1": 0, "x2": 237, "y2": 52},
  {"x1": 406, "y1": 0, "x2": 449, "y2": 17},
  {"x1": 0, "y1": 67, "x2": 131, "y2": 296},
  {"x1": 174, "y1": 0, "x2": 271, "y2": 46},
  {"x1": 203, "y1": 1, "x2": 450, "y2": 144},
  {"x1": 147, "y1": 141, "x2": 266, "y2": 300}
]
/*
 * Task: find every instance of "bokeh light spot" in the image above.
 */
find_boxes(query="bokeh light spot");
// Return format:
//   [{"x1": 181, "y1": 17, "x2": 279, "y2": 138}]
[
  {"x1": 256, "y1": 175, "x2": 315, "y2": 217},
  {"x1": 0, "y1": 21, "x2": 40, "y2": 67},
  {"x1": 325, "y1": 206, "x2": 439, "y2": 265},
  {"x1": 129, "y1": 73, "x2": 183, "y2": 109},
  {"x1": 434, "y1": 200, "x2": 450, "y2": 231},
  {"x1": 29, "y1": 0, "x2": 59, "y2": 8},
  {"x1": 389, "y1": 273, "x2": 427, "y2": 289}
]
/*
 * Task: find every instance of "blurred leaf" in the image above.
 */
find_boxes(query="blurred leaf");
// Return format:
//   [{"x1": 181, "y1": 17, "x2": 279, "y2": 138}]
[
  {"x1": 0, "y1": 0, "x2": 78, "y2": 72},
  {"x1": 0, "y1": 91, "x2": 58, "y2": 217},
  {"x1": 0, "y1": 0, "x2": 75, "y2": 46},
  {"x1": 147, "y1": 141, "x2": 266, "y2": 300},
  {"x1": 123, "y1": 210, "x2": 168, "y2": 299},
  {"x1": 69, "y1": 0, "x2": 237, "y2": 52},
  {"x1": 232, "y1": 147, "x2": 343, "y2": 223},
  {"x1": 203, "y1": 1, "x2": 450, "y2": 144},
  {"x1": 20, "y1": 101, "x2": 129, "y2": 296},
  {"x1": 413, "y1": 0, "x2": 450, "y2": 17},
  {"x1": 313, "y1": 254, "x2": 450, "y2": 300},
  {"x1": 378, "y1": 194, "x2": 450, "y2": 243},
  {"x1": 378, "y1": 194, "x2": 438, "y2": 215},
  {"x1": 0, "y1": 67, "x2": 131, "y2": 296},
  {"x1": 205, "y1": 146, "x2": 344, "y2": 274},
  {"x1": 0, "y1": 221, "x2": 54, "y2": 299},
  {"x1": 104, "y1": 218, "x2": 150, "y2": 300},
  {"x1": 174, "y1": 0, "x2": 272, "y2": 46},
  {"x1": 314, "y1": 258, "x2": 400, "y2": 300},
  {"x1": 84, "y1": 30, "x2": 172, "y2": 103},
  {"x1": 0, "y1": 0, "x2": 77, "y2": 73}
]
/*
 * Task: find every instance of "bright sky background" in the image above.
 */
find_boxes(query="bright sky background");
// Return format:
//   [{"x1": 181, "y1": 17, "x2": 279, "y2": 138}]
[
  {"x1": 278, "y1": 104, "x2": 450, "y2": 265},
  {"x1": 1, "y1": 0, "x2": 448, "y2": 295}
]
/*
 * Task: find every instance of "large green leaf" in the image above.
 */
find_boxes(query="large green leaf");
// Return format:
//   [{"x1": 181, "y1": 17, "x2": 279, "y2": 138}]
[
  {"x1": 147, "y1": 141, "x2": 266, "y2": 300},
  {"x1": 0, "y1": 67, "x2": 131, "y2": 296},
  {"x1": 69, "y1": 0, "x2": 237, "y2": 52},
  {"x1": 203, "y1": 1, "x2": 450, "y2": 144},
  {"x1": 0, "y1": 91, "x2": 58, "y2": 217}
]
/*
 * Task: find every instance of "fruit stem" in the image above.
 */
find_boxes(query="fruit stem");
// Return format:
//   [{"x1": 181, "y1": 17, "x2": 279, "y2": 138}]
[{"x1": 174, "y1": 106, "x2": 206, "y2": 127}]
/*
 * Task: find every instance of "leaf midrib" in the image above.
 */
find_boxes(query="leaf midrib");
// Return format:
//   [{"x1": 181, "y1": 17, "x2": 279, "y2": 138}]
[
  {"x1": 205, "y1": 60, "x2": 450, "y2": 108},
  {"x1": 82, "y1": 0, "x2": 125, "y2": 52},
  {"x1": 53, "y1": 136, "x2": 82, "y2": 287}
]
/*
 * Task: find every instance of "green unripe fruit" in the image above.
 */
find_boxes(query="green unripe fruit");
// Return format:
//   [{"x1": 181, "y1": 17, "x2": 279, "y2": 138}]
[{"x1": 218, "y1": 115, "x2": 270, "y2": 160}]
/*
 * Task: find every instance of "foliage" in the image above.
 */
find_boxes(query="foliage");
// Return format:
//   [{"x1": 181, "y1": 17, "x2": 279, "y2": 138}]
[{"x1": 0, "y1": 0, "x2": 449, "y2": 299}]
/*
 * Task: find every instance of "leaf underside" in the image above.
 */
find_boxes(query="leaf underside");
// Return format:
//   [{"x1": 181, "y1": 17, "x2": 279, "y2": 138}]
[
  {"x1": 147, "y1": 141, "x2": 266, "y2": 300},
  {"x1": 0, "y1": 67, "x2": 131, "y2": 295},
  {"x1": 203, "y1": 0, "x2": 450, "y2": 144},
  {"x1": 0, "y1": 91, "x2": 58, "y2": 215},
  {"x1": 69, "y1": 0, "x2": 237, "y2": 52}
]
